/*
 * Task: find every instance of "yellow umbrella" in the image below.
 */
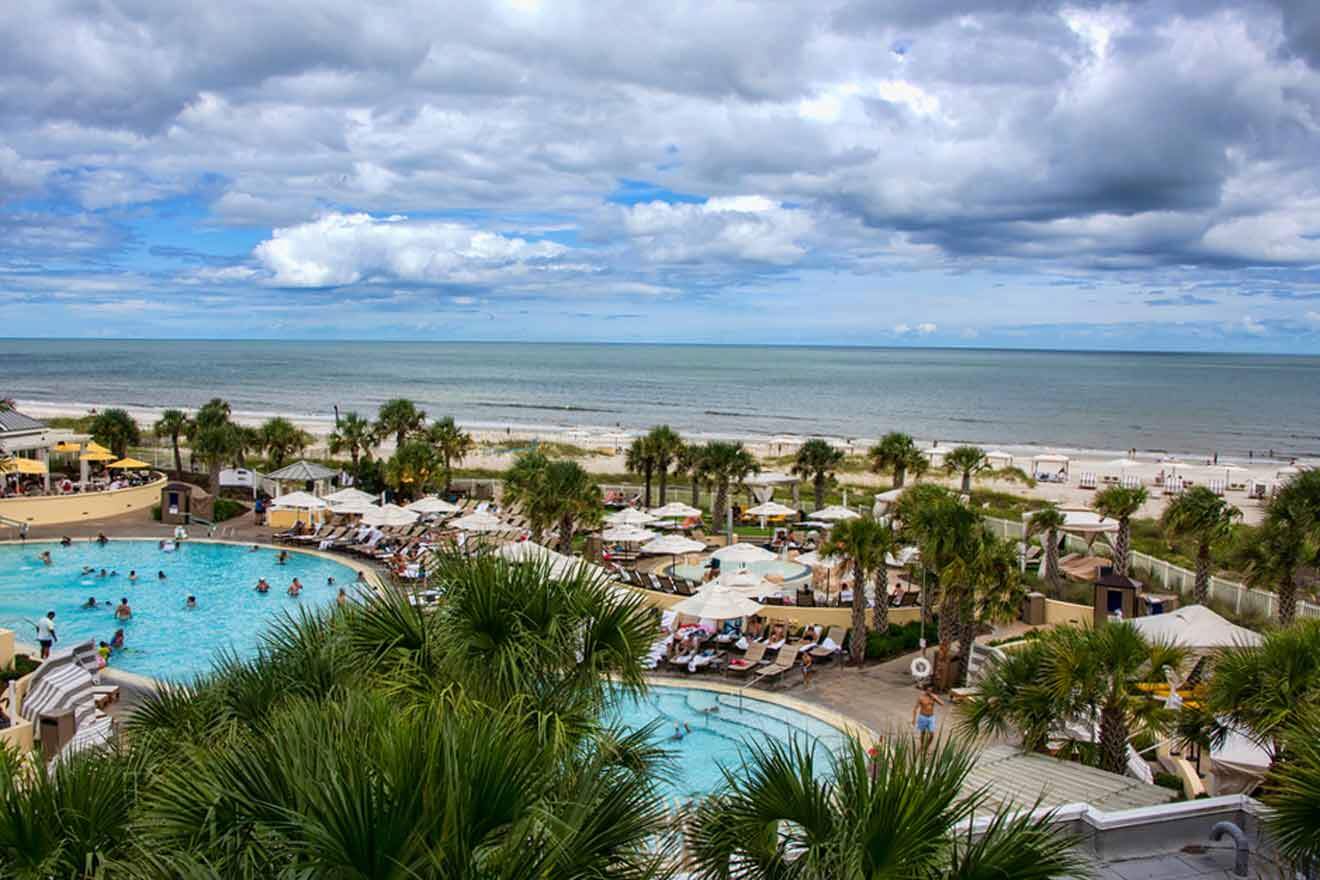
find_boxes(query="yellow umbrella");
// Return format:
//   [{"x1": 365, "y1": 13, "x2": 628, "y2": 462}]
[
  {"x1": 80, "y1": 451, "x2": 116, "y2": 462},
  {"x1": 1, "y1": 457, "x2": 47, "y2": 474},
  {"x1": 53, "y1": 441, "x2": 81, "y2": 453},
  {"x1": 84, "y1": 441, "x2": 111, "y2": 455},
  {"x1": 107, "y1": 457, "x2": 150, "y2": 469}
]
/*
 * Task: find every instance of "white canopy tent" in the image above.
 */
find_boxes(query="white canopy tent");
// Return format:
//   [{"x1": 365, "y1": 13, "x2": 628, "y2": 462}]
[
  {"x1": 985, "y1": 449, "x2": 1014, "y2": 468},
  {"x1": 1128, "y1": 604, "x2": 1262, "y2": 651},
  {"x1": 1032, "y1": 453, "x2": 1071, "y2": 479},
  {"x1": 670, "y1": 584, "x2": 763, "y2": 620},
  {"x1": 743, "y1": 470, "x2": 799, "y2": 505}
]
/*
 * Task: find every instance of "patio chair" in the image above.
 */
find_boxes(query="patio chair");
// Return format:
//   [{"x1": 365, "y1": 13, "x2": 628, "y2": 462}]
[
  {"x1": 724, "y1": 641, "x2": 768, "y2": 676},
  {"x1": 810, "y1": 627, "x2": 847, "y2": 662},
  {"x1": 751, "y1": 645, "x2": 799, "y2": 688}
]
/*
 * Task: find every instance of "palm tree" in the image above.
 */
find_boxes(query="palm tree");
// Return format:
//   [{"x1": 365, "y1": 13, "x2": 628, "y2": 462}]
[
  {"x1": 702, "y1": 441, "x2": 758, "y2": 531},
  {"x1": 868, "y1": 431, "x2": 923, "y2": 488},
  {"x1": 1240, "y1": 517, "x2": 1306, "y2": 625},
  {"x1": 944, "y1": 444, "x2": 989, "y2": 493},
  {"x1": 1263, "y1": 707, "x2": 1320, "y2": 871},
  {"x1": 825, "y1": 518, "x2": 895, "y2": 663},
  {"x1": 1027, "y1": 504, "x2": 1067, "y2": 596},
  {"x1": 258, "y1": 416, "x2": 312, "y2": 469},
  {"x1": 375, "y1": 397, "x2": 426, "y2": 450},
  {"x1": 687, "y1": 736, "x2": 1086, "y2": 880},
  {"x1": 624, "y1": 436, "x2": 657, "y2": 508},
  {"x1": 791, "y1": 438, "x2": 844, "y2": 509},
  {"x1": 328, "y1": 411, "x2": 375, "y2": 468},
  {"x1": 676, "y1": 442, "x2": 707, "y2": 508},
  {"x1": 504, "y1": 450, "x2": 555, "y2": 543},
  {"x1": 384, "y1": 440, "x2": 441, "y2": 500},
  {"x1": 545, "y1": 460, "x2": 603, "y2": 553},
  {"x1": 153, "y1": 408, "x2": 192, "y2": 478},
  {"x1": 425, "y1": 416, "x2": 474, "y2": 491},
  {"x1": 953, "y1": 530, "x2": 1022, "y2": 677},
  {"x1": 188, "y1": 421, "x2": 242, "y2": 494},
  {"x1": 88, "y1": 407, "x2": 141, "y2": 459},
  {"x1": 1160, "y1": 486, "x2": 1240, "y2": 605},
  {"x1": 1093, "y1": 484, "x2": 1149, "y2": 576},
  {"x1": 957, "y1": 639, "x2": 1058, "y2": 754},
  {"x1": 644, "y1": 425, "x2": 683, "y2": 505}
]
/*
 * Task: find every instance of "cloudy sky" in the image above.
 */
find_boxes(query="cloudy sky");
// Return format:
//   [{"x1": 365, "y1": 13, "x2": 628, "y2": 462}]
[{"x1": 5, "y1": 0, "x2": 1320, "y2": 351}]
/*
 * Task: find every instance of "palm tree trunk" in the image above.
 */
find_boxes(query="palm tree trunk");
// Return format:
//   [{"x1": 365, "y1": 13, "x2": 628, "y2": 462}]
[
  {"x1": 208, "y1": 459, "x2": 221, "y2": 495},
  {"x1": 961, "y1": 471, "x2": 971, "y2": 493},
  {"x1": 714, "y1": 482, "x2": 728, "y2": 532},
  {"x1": 558, "y1": 515, "x2": 574, "y2": 554},
  {"x1": 658, "y1": 468, "x2": 668, "y2": 505},
  {"x1": 1114, "y1": 520, "x2": 1132, "y2": 576},
  {"x1": 1099, "y1": 705, "x2": 1129, "y2": 775},
  {"x1": 955, "y1": 604, "x2": 976, "y2": 686},
  {"x1": 814, "y1": 475, "x2": 825, "y2": 510},
  {"x1": 1194, "y1": 542, "x2": 1211, "y2": 605},
  {"x1": 171, "y1": 438, "x2": 183, "y2": 479},
  {"x1": 1278, "y1": 577, "x2": 1297, "y2": 626},
  {"x1": 644, "y1": 468, "x2": 653, "y2": 509},
  {"x1": 935, "y1": 588, "x2": 957, "y2": 690},
  {"x1": 1045, "y1": 528, "x2": 1061, "y2": 596},
  {"x1": 870, "y1": 568, "x2": 889, "y2": 634},
  {"x1": 850, "y1": 561, "x2": 867, "y2": 667},
  {"x1": 894, "y1": 465, "x2": 906, "y2": 488}
]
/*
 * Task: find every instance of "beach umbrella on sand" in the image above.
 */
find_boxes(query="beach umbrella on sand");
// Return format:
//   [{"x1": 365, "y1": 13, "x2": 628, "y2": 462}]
[
  {"x1": 362, "y1": 503, "x2": 419, "y2": 527},
  {"x1": 451, "y1": 511, "x2": 506, "y2": 533},
  {"x1": 406, "y1": 496, "x2": 461, "y2": 515},
  {"x1": 670, "y1": 584, "x2": 763, "y2": 621},
  {"x1": 606, "y1": 507, "x2": 657, "y2": 526},
  {"x1": 107, "y1": 457, "x2": 150, "y2": 469},
  {"x1": 812, "y1": 505, "x2": 859, "y2": 522},
  {"x1": 324, "y1": 487, "x2": 377, "y2": 505},
  {"x1": 600, "y1": 524, "x2": 656, "y2": 543},
  {"x1": 711, "y1": 543, "x2": 776, "y2": 565},
  {"x1": 649, "y1": 502, "x2": 702, "y2": 519}
]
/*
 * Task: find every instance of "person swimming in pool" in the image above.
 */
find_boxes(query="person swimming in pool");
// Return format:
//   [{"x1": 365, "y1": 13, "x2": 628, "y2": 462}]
[
  {"x1": 81, "y1": 566, "x2": 94, "y2": 575},
  {"x1": 114, "y1": 598, "x2": 132, "y2": 620},
  {"x1": 276, "y1": 550, "x2": 289, "y2": 565},
  {"x1": 98, "y1": 568, "x2": 108, "y2": 578},
  {"x1": 59, "y1": 536, "x2": 72, "y2": 547},
  {"x1": 128, "y1": 570, "x2": 138, "y2": 582},
  {"x1": 185, "y1": 595, "x2": 197, "y2": 609},
  {"x1": 671, "y1": 722, "x2": 691, "y2": 741},
  {"x1": 250, "y1": 544, "x2": 260, "y2": 552},
  {"x1": 96, "y1": 533, "x2": 109, "y2": 545},
  {"x1": 288, "y1": 578, "x2": 303, "y2": 597},
  {"x1": 255, "y1": 578, "x2": 270, "y2": 594},
  {"x1": 83, "y1": 596, "x2": 98, "y2": 608},
  {"x1": 157, "y1": 571, "x2": 166, "y2": 580},
  {"x1": 337, "y1": 587, "x2": 348, "y2": 607},
  {"x1": 110, "y1": 629, "x2": 124, "y2": 651},
  {"x1": 327, "y1": 576, "x2": 335, "y2": 586},
  {"x1": 38, "y1": 551, "x2": 52, "y2": 565}
]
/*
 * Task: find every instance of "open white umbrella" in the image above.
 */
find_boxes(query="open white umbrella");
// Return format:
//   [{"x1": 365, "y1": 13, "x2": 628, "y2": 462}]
[
  {"x1": 270, "y1": 491, "x2": 327, "y2": 510},
  {"x1": 362, "y1": 503, "x2": 420, "y2": 527},
  {"x1": 718, "y1": 568, "x2": 779, "y2": 597},
  {"x1": 640, "y1": 534, "x2": 706, "y2": 556},
  {"x1": 796, "y1": 550, "x2": 843, "y2": 568},
  {"x1": 745, "y1": 501, "x2": 797, "y2": 518},
  {"x1": 812, "y1": 505, "x2": 859, "y2": 522},
  {"x1": 711, "y1": 543, "x2": 775, "y2": 564},
  {"x1": 451, "y1": 511, "x2": 506, "y2": 533},
  {"x1": 670, "y1": 584, "x2": 763, "y2": 620},
  {"x1": 407, "y1": 496, "x2": 462, "y2": 515},
  {"x1": 331, "y1": 499, "x2": 380, "y2": 515},
  {"x1": 600, "y1": 525, "x2": 657, "y2": 543},
  {"x1": 649, "y1": 502, "x2": 702, "y2": 518},
  {"x1": 324, "y1": 487, "x2": 377, "y2": 505},
  {"x1": 606, "y1": 507, "x2": 657, "y2": 526}
]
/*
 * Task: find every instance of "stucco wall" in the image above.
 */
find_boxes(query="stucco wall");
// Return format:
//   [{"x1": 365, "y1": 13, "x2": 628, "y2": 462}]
[
  {"x1": 1044, "y1": 598, "x2": 1093, "y2": 627},
  {"x1": 0, "y1": 475, "x2": 166, "y2": 526}
]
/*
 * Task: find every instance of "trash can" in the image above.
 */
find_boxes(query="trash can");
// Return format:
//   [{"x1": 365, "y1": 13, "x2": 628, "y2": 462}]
[
  {"x1": 1022, "y1": 591, "x2": 1047, "y2": 626},
  {"x1": 38, "y1": 709, "x2": 75, "y2": 756}
]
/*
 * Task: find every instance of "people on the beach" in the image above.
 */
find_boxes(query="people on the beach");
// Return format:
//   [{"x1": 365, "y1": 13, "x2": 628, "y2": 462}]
[
  {"x1": 912, "y1": 686, "x2": 943, "y2": 752},
  {"x1": 38, "y1": 550, "x2": 52, "y2": 565},
  {"x1": 35, "y1": 611, "x2": 57, "y2": 659},
  {"x1": 185, "y1": 595, "x2": 197, "y2": 609},
  {"x1": 114, "y1": 598, "x2": 132, "y2": 620},
  {"x1": 288, "y1": 578, "x2": 303, "y2": 597},
  {"x1": 255, "y1": 578, "x2": 270, "y2": 594}
]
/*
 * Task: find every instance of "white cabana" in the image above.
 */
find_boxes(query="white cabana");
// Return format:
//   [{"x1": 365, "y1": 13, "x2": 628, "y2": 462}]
[
  {"x1": 985, "y1": 449, "x2": 1014, "y2": 468},
  {"x1": 745, "y1": 501, "x2": 797, "y2": 518},
  {"x1": 362, "y1": 503, "x2": 420, "y2": 527},
  {"x1": 324, "y1": 487, "x2": 377, "y2": 505},
  {"x1": 649, "y1": 501, "x2": 702, "y2": 519},
  {"x1": 711, "y1": 543, "x2": 776, "y2": 564},
  {"x1": 270, "y1": 491, "x2": 328, "y2": 510},
  {"x1": 600, "y1": 524, "x2": 657, "y2": 543},
  {"x1": 1032, "y1": 453, "x2": 1071, "y2": 479},
  {"x1": 640, "y1": 534, "x2": 706, "y2": 556},
  {"x1": 451, "y1": 511, "x2": 507, "y2": 533},
  {"x1": 743, "y1": 470, "x2": 799, "y2": 504},
  {"x1": 606, "y1": 507, "x2": 657, "y2": 526},
  {"x1": 670, "y1": 584, "x2": 763, "y2": 620},
  {"x1": 1128, "y1": 604, "x2": 1262, "y2": 651},
  {"x1": 1208, "y1": 725, "x2": 1272, "y2": 796},
  {"x1": 406, "y1": 496, "x2": 462, "y2": 515},
  {"x1": 812, "y1": 505, "x2": 858, "y2": 522}
]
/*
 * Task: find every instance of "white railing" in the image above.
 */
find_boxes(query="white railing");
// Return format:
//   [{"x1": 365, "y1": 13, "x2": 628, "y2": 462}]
[{"x1": 985, "y1": 517, "x2": 1320, "y2": 621}]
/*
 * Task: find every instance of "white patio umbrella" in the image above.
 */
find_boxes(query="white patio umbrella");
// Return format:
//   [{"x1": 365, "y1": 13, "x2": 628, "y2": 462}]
[
  {"x1": 270, "y1": 491, "x2": 327, "y2": 510},
  {"x1": 812, "y1": 505, "x2": 859, "y2": 521},
  {"x1": 649, "y1": 501, "x2": 702, "y2": 519},
  {"x1": 670, "y1": 584, "x2": 763, "y2": 620},
  {"x1": 600, "y1": 524, "x2": 657, "y2": 543},
  {"x1": 451, "y1": 511, "x2": 506, "y2": 533},
  {"x1": 406, "y1": 496, "x2": 462, "y2": 515},
  {"x1": 323, "y1": 487, "x2": 377, "y2": 505},
  {"x1": 331, "y1": 499, "x2": 379, "y2": 515},
  {"x1": 362, "y1": 503, "x2": 420, "y2": 527},
  {"x1": 711, "y1": 543, "x2": 775, "y2": 565},
  {"x1": 796, "y1": 550, "x2": 843, "y2": 568},
  {"x1": 606, "y1": 507, "x2": 657, "y2": 526},
  {"x1": 718, "y1": 568, "x2": 779, "y2": 598},
  {"x1": 745, "y1": 501, "x2": 797, "y2": 518},
  {"x1": 640, "y1": 534, "x2": 706, "y2": 556}
]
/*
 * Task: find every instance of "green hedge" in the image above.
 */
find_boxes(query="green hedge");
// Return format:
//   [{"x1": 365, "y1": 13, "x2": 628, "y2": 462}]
[
  {"x1": 0, "y1": 654, "x2": 40, "y2": 683},
  {"x1": 865, "y1": 618, "x2": 938, "y2": 661}
]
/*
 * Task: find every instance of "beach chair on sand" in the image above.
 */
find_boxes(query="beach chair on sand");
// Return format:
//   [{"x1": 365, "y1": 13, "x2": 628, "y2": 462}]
[
  {"x1": 724, "y1": 642, "x2": 767, "y2": 677},
  {"x1": 751, "y1": 645, "x2": 799, "y2": 688}
]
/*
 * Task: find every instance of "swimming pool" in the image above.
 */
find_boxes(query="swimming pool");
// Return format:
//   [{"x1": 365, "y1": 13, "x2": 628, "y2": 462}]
[
  {"x1": 605, "y1": 684, "x2": 850, "y2": 801},
  {"x1": 666, "y1": 558, "x2": 811, "y2": 585},
  {"x1": 0, "y1": 540, "x2": 358, "y2": 681}
]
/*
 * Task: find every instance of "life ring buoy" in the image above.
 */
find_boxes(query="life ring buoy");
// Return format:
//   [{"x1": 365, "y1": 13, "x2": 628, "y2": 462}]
[{"x1": 910, "y1": 656, "x2": 932, "y2": 679}]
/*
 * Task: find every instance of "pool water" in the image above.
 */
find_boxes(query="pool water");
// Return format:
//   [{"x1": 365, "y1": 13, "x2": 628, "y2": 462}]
[
  {"x1": 667, "y1": 558, "x2": 811, "y2": 585},
  {"x1": 605, "y1": 685, "x2": 850, "y2": 801},
  {"x1": 0, "y1": 540, "x2": 357, "y2": 681}
]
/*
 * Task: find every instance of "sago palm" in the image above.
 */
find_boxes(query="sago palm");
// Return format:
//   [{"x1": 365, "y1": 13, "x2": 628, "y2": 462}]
[
  {"x1": 958, "y1": 639, "x2": 1058, "y2": 753},
  {"x1": 1027, "y1": 504, "x2": 1067, "y2": 596},
  {"x1": 792, "y1": 438, "x2": 844, "y2": 510},
  {"x1": 645, "y1": 425, "x2": 684, "y2": 505},
  {"x1": 384, "y1": 440, "x2": 441, "y2": 499},
  {"x1": 676, "y1": 442, "x2": 708, "y2": 508},
  {"x1": 944, "y1": 444, "x2": 989, "y2": 493},
  {"x1": 503, "y1": 450, "x2": 555, "y2": 542},
  {"x1": 1160, "y1": 486, "x2": 1240, "y2": 605},
  {"x1": 1093, "y1": 485, "x2": 1149, "y2": 576},
  {"x1": 826, "y1": 518, "x2": 895, "y2": 664},
  {"x1": 545, "y1": 459, "x2": 604, "y2": 552}
]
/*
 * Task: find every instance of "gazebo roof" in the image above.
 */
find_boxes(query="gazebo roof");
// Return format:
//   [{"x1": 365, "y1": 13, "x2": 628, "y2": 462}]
[
  {"x1": 265, "y1": 459, "x2": 337, "y2": 481},
  {"x1": 0, "y1": 410, "x2": 46, "y2": 434}
]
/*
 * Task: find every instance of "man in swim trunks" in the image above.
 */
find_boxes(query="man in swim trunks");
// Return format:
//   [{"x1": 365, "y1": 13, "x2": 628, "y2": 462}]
[{"x1": 912, "y1": 686, "x2": 943, "y2": 752}]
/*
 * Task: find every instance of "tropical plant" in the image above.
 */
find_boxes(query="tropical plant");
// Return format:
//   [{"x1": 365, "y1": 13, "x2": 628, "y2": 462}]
[
  {"x1": 791, "y1": 438, "x2": 844, "y2": 510},
  {"x1": 0, "y1": 398, "x2": 12, "y2": 413},
  {"x1": 503, "y1": 450, "x2": 556, "y2": 544},
  {"x1": 868, "y1": 431, "x2": 925, "y2": 488},
  {"x1": 1093, "y1": 485, "x2": 1149, "y2": 576},
  {"x1": 1263, "y1": 707, "x2": 1320, "y2": 871},
  {"x1": 425, "y1": 416, "x2": 474, "y2": 491},
  {"x1": 88, "y1": 407, "x2": 140, "y2": 459},
  {"x1": 384, "y1": 440, "x2": 441, "y2": 499},
  {"x1": 687, "y1": 736, "x2": 1086, "y2": 880},
  {"x1": 949, "y1": 530, "x2": 1023, "y2": 676},
  {"x1": 962, "y1": 622, "x2": 1187, "y2": 775},
  {"x1": 944, "y1": 444, "x2": 989, "y2": 493},
  {"x1": 545, "y1": 460, "x2": 604, "y2": 552},
  {"x1": 1160, "y1": 486, "x2": 1241, "y2": 605},
  {"x1": 328, "y1": 410, "x2": 375, "y2": 468},
  {"x1": 153, "y1": 408, "x2": 192, "y2": 478},
  {"x1": 375, "y1": 397, "x2": 426, "y2": 450},
  {"x1": 1250, "y1": 471, "x2": 1320, "y2": 625},
  {"x1": 825, "y1": 518, "x2": 895, "y2": 662},
  {"x1": 624, "y1": 436, "x2": 657, "y2": 508},
  {"x1": 186, "y1": 413, "x2": 242, "y2": 494},
  {"x1": 702, "y1": 441, "x2": 758, "y2": 532},
  {"x1": 1027, "y1": 504, "x2": 1067, "y2": 596},
  {"x1": 645, "y1": 425, "x2": 684, "y2": 506},
  {"x1": 257, "y1": 416, "x2": 312, "y2": 469},
  {"x1": 676, "y1": 442, "x2": 707, "y2": 508}
]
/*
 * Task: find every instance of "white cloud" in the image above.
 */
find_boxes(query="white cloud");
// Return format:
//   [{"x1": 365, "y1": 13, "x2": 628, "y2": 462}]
[
  {"x1": 893, "y1": 322, "x2": 938, "y2": 336},
  {"x1": 1305, "y1": 311, "x2": 1320, "y2": 325},
  {"x1": 621, "y1": 196, "x2": 813, "y2": 265},
  {"x1": 252, "y1": 212, "x2": 570, "y2": 287},
  {"x1": 1241, "y1": 315, "x2": 1267, "y2": 336}
]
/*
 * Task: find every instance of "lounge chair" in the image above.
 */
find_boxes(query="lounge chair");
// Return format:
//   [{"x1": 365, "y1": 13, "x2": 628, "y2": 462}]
[
  {"x1": 810, "y1": 627, "x2": 847, "y2": 662},
  {"x1": 751, "y1": 645, "x2": 799, "y2": 688},
  {"x1": 725, "y1": 641, "x2": 768, "y2": 676},
  {"x1": 673, "y1": 579, "x2": 696, "y2": 597}
]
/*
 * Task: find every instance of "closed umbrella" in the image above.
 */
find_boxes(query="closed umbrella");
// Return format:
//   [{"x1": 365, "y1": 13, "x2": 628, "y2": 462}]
[
  {"x1": 812, "y1": 505, "x2": 858, "y2": 522},
  {"x1": 406, "y1": 496, "x2": 462, "y2": 515},
  {"x1": 670, "y1": 584, "x2": 763, "y2": 620},
  {"x1": 606, "y1": 507, "x2": 657, "y2": 526},
  {"x1": 711, "y1": 543, "x2": 775, "y2": 565},
  {"x1": 452, "y1": 511, "x2": 506, "y2": 533},
  {"x1": 600, "y1": 525, "x2": 656, "y2": 543},
  {"x1": 649, "y1": 502, "x2": 702, "y2": 519},
  {"x1": 362, "y1": 503, "x2": 420, "y2": 527}
]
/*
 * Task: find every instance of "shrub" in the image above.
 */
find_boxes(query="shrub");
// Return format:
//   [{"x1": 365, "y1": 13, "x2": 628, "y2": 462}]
[
  {"x1": 212, "y1": 497, "x2": 246, "y2": 522},
  {"x1": 865, "y1": 618, "x2": 938, "y2": 661},
  {"x1": 0, "y1": 653, "x2": 40, "y2": 682}
]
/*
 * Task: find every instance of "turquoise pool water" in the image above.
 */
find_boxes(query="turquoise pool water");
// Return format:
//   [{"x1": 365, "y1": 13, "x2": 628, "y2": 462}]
[
  {"x1": 0, "y1": 540, "x2": 357, "y2": 681},
  {"x1": 666, "y1": 558, "x2": 811, "y2": 585},
  {"x1": 605, "y1": 685, "x2": 850, "y2": 801}
]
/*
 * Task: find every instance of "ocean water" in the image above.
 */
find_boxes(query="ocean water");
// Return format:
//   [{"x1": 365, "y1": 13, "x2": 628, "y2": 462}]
[
  {"x1": 4, "y1": 339, "x2": 1319, "y2": 458},
  {"x1": 0, "y1": 540, "x2": 355, "y2": 681}
]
